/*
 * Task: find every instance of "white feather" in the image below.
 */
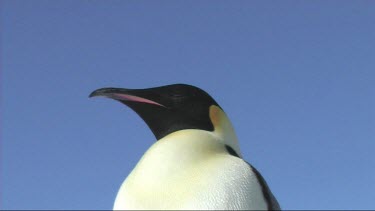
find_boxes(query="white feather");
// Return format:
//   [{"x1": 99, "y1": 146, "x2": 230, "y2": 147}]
[{"x1": 113, "y1": 129, "x2": 267, "y2": 210}]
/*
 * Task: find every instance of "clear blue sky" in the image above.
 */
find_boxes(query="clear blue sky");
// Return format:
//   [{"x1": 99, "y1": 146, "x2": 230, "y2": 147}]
[{"x1": 2, "y1": 1, "x2": 374, "y2": 209}]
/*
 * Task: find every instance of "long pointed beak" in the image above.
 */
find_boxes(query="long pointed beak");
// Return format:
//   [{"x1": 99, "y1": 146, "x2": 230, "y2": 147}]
[{"x1": 89, "y1": 87, "x2": 165, "y2": 107}]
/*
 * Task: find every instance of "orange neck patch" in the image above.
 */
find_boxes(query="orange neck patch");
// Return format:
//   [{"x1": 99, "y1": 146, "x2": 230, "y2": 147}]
[{"x1": 209, "y1": 105, "x2": 223, "y2": 131}]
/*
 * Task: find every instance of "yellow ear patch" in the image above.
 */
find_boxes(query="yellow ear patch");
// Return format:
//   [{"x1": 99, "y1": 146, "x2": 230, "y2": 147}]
[
  {"x1": 208, "y1": 105, "x2": 242, "y2": 157},
  {"x1": 209, "y1": 105, "x2": 223, "y2": 130}
]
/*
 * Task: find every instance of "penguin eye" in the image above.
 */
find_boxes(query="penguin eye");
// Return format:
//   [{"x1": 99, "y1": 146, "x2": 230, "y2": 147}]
[
  {"x1": 168, "y1": 89, "x2": 187, "y2": 99},
  {"x1": 170, "y1": 93, "x2": 185, "y2": 98},
  {"x1": 167, "y1": 92, "x2": 191, "y2": 106}
]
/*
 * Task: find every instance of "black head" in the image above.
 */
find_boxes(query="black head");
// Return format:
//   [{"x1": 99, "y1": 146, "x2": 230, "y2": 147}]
[{"x1": 89, "y1": 84, "x2": 220, "y2": 140}]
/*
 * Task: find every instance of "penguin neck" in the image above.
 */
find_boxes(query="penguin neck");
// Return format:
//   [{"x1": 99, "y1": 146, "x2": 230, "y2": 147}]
[
  {"x1": 127, "y1": 106, "x2": 242, "y2": 183},
  {"x1": 146, "y1": 129, "x2": 226, "y2": 165},
  {"x1": 132, "y1": 116, "x2": 241, "y2": 179},
  {"x1": 127, "y1": 129, "x2": 226, "y2": 186}
]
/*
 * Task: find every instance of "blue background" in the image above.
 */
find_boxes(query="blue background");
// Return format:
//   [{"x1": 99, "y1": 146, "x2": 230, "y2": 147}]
[{"x1": 2, "y1": 1, "x2": 374, "y2": 209}]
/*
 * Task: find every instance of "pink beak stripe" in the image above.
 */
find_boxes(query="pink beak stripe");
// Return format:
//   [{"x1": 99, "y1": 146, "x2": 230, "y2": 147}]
[{"x1": 111, "y1": 93, "x2": 165, "y2": 107}]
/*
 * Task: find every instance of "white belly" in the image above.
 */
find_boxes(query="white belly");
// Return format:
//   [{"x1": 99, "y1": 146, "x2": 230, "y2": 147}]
[{"x1": 113, "y1": 130, "x2": 267, "y2": 210}]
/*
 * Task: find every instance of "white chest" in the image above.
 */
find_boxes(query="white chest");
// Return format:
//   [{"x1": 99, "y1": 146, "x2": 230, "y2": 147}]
[{"x1": 113, "y1": 130, "x2": 267, "y2": 210}]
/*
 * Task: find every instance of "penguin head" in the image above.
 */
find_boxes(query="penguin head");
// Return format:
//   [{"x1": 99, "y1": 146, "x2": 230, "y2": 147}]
[{"x1": 90, "y1": 84, "x2": 241, "y2": 156}]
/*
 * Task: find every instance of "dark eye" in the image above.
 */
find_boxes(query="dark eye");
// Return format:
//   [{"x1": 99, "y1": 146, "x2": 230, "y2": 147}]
[
  {"x1": 168, "y1": 93, "x2": 187, "y2": 102},
  {"x1": 169, "y1": 88, "x2": 187, "y2": 98},
  {"x1": 171, "y1": 92, "x2": 184, "y2": 98}
]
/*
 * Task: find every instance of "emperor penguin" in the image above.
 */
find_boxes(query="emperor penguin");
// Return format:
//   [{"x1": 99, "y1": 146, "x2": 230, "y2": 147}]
[{"x1": 89, "y1": 84, "x2": 280, "y2": 210}]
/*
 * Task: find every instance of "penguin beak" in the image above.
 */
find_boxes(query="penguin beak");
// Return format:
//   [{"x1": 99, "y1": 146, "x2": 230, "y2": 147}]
[{"x1": 89, "y1": 88, "x2": 166, "y2": 107}]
